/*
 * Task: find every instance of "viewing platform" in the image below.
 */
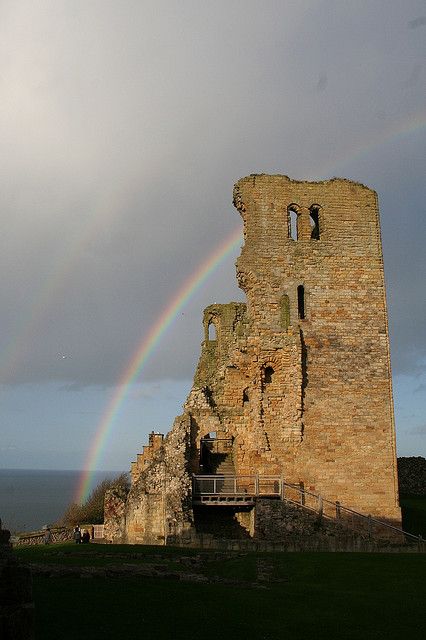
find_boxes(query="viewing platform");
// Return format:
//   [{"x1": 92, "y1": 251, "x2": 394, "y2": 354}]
[{"x1": 192, "y1": 475, "x2": 283, "y2": 506}]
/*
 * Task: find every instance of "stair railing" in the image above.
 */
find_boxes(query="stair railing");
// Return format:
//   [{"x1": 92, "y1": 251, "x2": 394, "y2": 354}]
[{"x1": 192, "y1": 474, "x2": 424, "y2": 549}]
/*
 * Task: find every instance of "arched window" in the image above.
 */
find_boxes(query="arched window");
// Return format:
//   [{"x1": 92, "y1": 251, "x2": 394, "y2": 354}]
[
  {"x1": 297, "y1": 285, "x2": 305, "y2": 320},
  {"x1": 264, "y1": 366, "x2": 274, "y2": 384},
  {"x1": 309, "y1": 205, "x2": 320, "y2": 240},
  {"x1": 287, "y1": 205, "x2": 299, "y2": 240},
  {"x1": 208, "y1": 322, "x2": 217, "y2": 341}
]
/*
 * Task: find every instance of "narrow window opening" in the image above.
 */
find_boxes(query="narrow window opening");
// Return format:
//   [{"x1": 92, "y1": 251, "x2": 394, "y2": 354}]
[
  {"x1": 242, "y1": 388, "x2": 249, "y2": 404},
  {"x1": 297, "y1": 285, "x2": 305, "y2": 320},
  {"x1": 280, "y1": 294, "x2": 290, "y2": 331},
  {"x1": 288, "y1": 208, "x2": 298, "y2": 240},
  {"x1": 208, "y1": 322, "x2": 217, "y2": 341},
  {"x1": 204, "y1": 387, "x2": 216, "y2": 409},
  {"x1": 309, "y1": 206, "x2": 320, "y2": 240},
  {"x1": 264, "y1": 366, "x2": 274, "y2": 384}
]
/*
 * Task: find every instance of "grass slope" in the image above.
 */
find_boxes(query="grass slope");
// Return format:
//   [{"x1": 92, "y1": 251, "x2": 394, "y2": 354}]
[{"x1": 16, "y1": 544, "x2": 426, "y2": 640}]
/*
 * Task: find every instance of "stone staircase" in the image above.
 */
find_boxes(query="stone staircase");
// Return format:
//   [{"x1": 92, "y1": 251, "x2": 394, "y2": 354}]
[
  {"x1": 206, "y1": 452, "x2": 236, "y2": 492},
  {"x1": 214, "y1": 454, "x2": 235, "y2": 476}
]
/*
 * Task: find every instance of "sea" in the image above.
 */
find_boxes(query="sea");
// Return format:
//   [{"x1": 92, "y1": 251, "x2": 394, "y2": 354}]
[{"x1": 0, "y1": 469, "x2": 119, "y2": 534}]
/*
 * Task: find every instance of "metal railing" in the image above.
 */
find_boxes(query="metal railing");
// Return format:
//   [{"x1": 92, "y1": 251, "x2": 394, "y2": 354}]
[
  {"x1": 193, "y1": 474, "x2": 282, "y2": 497},
  {"x1": 192, "y1": 474, "x2": 424, "y2": 549}
]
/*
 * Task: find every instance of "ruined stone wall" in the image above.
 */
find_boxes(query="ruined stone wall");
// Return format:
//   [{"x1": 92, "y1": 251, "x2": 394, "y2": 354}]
[
  {"x1": 112, "y1": 415, "x2": 195, "y2": 544},
  {"x1": 131, "y1": 432, "x2": 164, "y2": 484},
  {"x1": 107, "y1": 173, "x2": 400, "y2": 544}
]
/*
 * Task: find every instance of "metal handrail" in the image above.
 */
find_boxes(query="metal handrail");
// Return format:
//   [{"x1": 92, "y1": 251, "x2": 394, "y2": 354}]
[{"x1": 192, "y1": 474, "x2": 424, "y2": 547}]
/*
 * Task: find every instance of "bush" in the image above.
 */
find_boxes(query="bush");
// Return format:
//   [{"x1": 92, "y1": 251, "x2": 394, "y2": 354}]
[{"x1": 60, "y1": 473, "x2": 130, "y2": 526}]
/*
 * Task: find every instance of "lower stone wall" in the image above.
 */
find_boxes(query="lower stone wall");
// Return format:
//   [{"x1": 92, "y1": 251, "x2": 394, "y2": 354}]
[
  {"x1": 13, "y1": 527, "x2": 73, "y2": 547},
  {"x1": 103, "y1": 414, "x2": 195, "y2": 544},
  {"x1": 126, "y1": 493, "x2": 166, "y2": 545},
  {"x1": 103, "y1": 486, "x2": 128, "y2": 543},
  {"x1": 173, "y1": 534, "x2": 422, "y2": 553},
  {"x1": 193, "y1": 506, "x2": 252, "y2": 540},
  {"x1": 252, "y1": 499, "x2": 404, "y2": 546}
]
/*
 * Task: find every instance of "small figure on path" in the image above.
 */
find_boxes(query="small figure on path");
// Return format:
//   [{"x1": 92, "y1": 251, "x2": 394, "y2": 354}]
[
  {"x1": 43, "y1": 528, "x2": 52, "y2": 545},
  {"x1": 73, "y1": 526, "x2": 81, "y2": 544},
  {"x1": 82, "y1": 529, "x2": 90, "y2": 544}
]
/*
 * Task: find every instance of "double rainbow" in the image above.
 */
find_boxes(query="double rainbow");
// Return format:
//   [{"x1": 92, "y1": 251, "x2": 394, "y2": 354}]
[
  {"x1": 58, "y1": 109, "x2": 424, "y2": 503},
  {"x1": 74, "y1": 225, "x2": 243, "y2": 502}
]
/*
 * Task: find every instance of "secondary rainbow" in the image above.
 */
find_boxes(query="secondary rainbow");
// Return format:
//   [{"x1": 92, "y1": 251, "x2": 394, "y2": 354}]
[
  {"x1": 75, "y1": 108, "x2": 426, "y2": 503},
  {"x1": 75, "y1": 224, "x2": 243, "y2": 502}
]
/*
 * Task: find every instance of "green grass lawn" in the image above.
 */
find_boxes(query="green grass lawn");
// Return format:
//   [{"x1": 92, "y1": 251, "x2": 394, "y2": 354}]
[{"x1": 16, "y1": 544, "x2": 426, "y2": 640}]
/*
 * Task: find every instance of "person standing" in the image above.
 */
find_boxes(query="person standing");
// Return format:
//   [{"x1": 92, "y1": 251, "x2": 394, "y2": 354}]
[
  {"x1": 43, "y1": 528, "x2": 52, "y2": 545},
  {"x1": 73, "y1": 526, "x2": 81, "y2": 544}
]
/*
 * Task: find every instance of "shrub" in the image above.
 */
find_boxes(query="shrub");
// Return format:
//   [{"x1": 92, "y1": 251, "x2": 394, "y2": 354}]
[{"x1": 60, "y1": 473, "x2": 130, "y2": 526}]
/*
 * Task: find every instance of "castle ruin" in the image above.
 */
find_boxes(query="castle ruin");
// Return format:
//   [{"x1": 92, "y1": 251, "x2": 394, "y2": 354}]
[{"x1": 104, "y1": 174, "x2": 401, "y2": 545}]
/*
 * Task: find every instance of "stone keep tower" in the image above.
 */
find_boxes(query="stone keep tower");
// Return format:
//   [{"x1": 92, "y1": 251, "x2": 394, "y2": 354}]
[
  {"x1": 227, "y1": 174, "x2": 399, "y2": 518},
  {"x1": 107, "y1": 174, "x2": 400, "y2": 545}
]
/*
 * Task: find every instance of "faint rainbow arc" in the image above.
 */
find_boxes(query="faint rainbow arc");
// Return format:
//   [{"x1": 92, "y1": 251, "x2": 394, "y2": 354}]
[
  {"x1": 75, "y1": 108, "x2": 426, "y2": 502},
  {"x1": 75, "y1": 224, "x2": 243, "y2": 502},
  {"x1": 0, "y1": 191, "x2": 122, "y2": 382}
]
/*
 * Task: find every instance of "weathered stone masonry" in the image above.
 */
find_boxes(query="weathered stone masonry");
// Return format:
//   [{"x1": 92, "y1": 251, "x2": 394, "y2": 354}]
[{"x1": 105, "y1": 174, "x2": 401, "y2": 544}]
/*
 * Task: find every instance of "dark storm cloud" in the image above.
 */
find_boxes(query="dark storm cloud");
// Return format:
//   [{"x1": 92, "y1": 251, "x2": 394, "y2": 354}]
[
  {"x1": 0, "y1": 0, "x2": 425, "y2": 389},
  {"x1": 408, "y1": 16, "x2": 426, "y2": 28}
]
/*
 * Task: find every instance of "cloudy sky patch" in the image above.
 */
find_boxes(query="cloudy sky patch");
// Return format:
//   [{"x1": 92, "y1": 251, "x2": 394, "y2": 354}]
[{"x1": 0, "y1": 1, "x2": 425, "y2": 470}]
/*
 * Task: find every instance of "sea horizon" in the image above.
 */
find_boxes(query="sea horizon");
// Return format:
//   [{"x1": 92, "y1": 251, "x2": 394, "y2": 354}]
[{"x1": 0, "y1": 468, "x2": 123, "y2": 534}]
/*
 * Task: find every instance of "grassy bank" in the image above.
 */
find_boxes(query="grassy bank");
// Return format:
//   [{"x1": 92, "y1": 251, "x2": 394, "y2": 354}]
[{"x1": 16, "y1": 543, "x2": 426, "y2": 640}]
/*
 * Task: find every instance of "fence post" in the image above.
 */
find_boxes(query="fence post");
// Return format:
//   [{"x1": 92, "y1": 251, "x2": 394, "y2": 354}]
[
  {"x1": 318, "y1": 495, "x2": 323, "y2": 521},
  {"x1": 234, "y1": 476, "x2": 237, "y2": 494},
  {"x1": 280, "y1": 476, "x2": 284, "y2": 500},
  {"x1": 335, "y1": 501, "x2": 341, "y2": 521},
  {"x1": 255, "y1": 475, "x2": 259, "y2": 496},
  {"x1": 299, "y1": 481, "x2": 305, "y2": 505}
]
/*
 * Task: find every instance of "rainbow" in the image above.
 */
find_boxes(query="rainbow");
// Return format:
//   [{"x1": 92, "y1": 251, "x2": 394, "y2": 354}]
[
  {"x1": 74, "y1": 108, "x2": 426, "y2": 503},
  {"x1": 315, "y1": 108, "x2": 426, "y2": 180},
  {"x1": 74, "y1": 224, "x2": 243, "y2": 502}
]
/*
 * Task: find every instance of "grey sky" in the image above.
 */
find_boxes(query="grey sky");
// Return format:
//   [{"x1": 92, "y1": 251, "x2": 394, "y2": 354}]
[{"x1": 0, "y1": 1, "x2": 425, "y2": 471}]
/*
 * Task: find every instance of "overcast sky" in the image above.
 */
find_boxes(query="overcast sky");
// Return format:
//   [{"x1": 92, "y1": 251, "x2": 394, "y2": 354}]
[{"x1": 0, "y1": 1, "x2": 425, "y2": 474}]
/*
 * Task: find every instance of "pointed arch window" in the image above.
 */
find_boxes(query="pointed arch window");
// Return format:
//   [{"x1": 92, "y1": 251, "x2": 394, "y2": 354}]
[
  {"x1": 287, "y1": 204, "x2": 300, "y2": 240},
  {"x1": 309, "y1": 205, "x2": 320, "y2": 240}
]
